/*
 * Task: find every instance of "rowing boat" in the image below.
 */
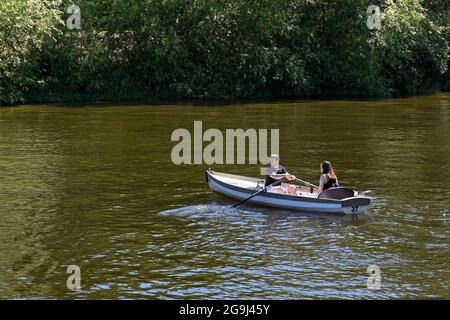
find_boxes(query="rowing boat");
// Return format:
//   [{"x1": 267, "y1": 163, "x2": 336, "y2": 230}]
[{"x1": 205, "y1": 170, "x2": 371, "y2": 214}]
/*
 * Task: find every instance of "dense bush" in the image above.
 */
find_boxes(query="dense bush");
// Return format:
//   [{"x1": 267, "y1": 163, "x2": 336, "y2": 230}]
[
  {"x1": 0, "y1": 0, "x2": 61, "y2": 103},
  {"x1": 0, "y1": 0, "x2": 448, "y2": 104}
]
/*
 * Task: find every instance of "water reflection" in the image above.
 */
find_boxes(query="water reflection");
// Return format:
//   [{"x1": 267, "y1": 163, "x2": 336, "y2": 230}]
[{"x1": 0, "y1": 94, "x2": 448, "y2": 299}]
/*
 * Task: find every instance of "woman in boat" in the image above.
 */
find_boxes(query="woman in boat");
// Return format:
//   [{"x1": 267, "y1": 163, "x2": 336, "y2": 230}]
[
  {"x1": 264, "y1": 154, "x2": 297, "y2": 194},
  {"x1": 318, "y1": 161, "x2": 339, "y2": 195}
]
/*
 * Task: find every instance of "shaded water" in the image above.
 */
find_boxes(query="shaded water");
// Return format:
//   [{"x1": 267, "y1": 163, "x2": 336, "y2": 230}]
[{"x1": 0, "y1": 94, "x2": 448, "y2": 299}]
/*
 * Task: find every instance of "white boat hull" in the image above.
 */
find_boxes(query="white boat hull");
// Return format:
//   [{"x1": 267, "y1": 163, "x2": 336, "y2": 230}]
[{"x1": 205, "y1": 170, "x2": 371, "y2": 215}]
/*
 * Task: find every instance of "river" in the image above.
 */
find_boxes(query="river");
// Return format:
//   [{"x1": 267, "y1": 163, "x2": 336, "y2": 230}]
[{"x1": 0, "y1": 94, "x2": 448, "y2": 299}]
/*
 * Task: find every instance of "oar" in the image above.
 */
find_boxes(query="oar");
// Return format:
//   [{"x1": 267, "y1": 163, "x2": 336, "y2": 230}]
[
  {"x1": 295, "y1": 178, "x2": 319, "y2": 190},
  {"x1": 232, "y1": 178, "x2": 284, "y2": 208}
]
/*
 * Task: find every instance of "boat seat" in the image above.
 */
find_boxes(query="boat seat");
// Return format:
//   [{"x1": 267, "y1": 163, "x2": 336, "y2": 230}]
[{"x1": 318, "y1": 187, "x2": 355, "y2": 200}]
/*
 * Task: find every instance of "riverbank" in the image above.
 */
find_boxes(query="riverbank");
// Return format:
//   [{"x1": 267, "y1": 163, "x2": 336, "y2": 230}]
[{"x1": 2, "y1": 91, "x2": 450, "y2": 108}]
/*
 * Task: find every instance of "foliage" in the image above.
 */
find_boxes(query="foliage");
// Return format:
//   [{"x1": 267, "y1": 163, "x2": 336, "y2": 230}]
[
  {"x1": 0, "y1": 0, "x2": 449, "y2": 104},
  {"x1": 376, "y1": 0, "x2": 449, "y2": 94},
  {"x1": 0, "y1": 0, "x2": 62, "y2": 103}
]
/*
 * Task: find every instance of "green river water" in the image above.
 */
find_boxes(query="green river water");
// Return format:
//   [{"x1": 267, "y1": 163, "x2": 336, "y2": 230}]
[{"x1": 0, "y1": 94, "x2": 448, "y2": 299}]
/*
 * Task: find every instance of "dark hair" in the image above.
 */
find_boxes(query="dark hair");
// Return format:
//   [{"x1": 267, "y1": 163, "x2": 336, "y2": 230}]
[{"x1": 321, "y1": 161, "x2": 337, "y2": 180}]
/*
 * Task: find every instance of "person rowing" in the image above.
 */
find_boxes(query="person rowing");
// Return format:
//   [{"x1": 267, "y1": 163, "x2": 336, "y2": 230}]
[
  {"x1": 264, "y1": 154, "x2": 299, "y2": 195},
  {"x1": 317, "y1": 160, "x2": 339, "y2": 195}
]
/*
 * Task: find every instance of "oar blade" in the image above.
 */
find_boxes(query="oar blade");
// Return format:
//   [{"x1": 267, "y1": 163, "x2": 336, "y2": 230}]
[{"x1": 231, "y1": 178, "x2": 283, "y2": 208}]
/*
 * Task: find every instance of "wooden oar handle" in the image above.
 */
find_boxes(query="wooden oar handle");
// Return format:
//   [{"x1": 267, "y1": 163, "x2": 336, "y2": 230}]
[{"x1": 295, "y1": 178, "x2": 319, "y2": 189}]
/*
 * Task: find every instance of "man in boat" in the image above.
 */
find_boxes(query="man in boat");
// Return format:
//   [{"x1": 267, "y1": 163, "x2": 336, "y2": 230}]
[{"x1": 264, "y1": 154, "x2": 299, "y2": 194}]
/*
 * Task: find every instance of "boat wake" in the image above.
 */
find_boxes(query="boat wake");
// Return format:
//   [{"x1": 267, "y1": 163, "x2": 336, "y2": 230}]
[
  {"x1": 158, "y1": 203, "x2": 239, "y2": 218},
  {"x1": 158, "y1": 202, "x2": 369, "y2": 224},
  {"x1": 359, "y1": 190, "x2": 373, "y2": 196}
]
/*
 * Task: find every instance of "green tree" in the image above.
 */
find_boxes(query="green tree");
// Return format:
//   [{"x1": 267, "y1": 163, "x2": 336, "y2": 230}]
[
  {"x1": 0, "y1": 0, "x2": 62, "y2": 103},
  {"x1": 1, "y1": 0, "x2": 448, "y2": 104}
]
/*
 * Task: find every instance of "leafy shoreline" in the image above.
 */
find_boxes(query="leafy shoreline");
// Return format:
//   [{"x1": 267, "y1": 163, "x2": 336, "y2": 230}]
[
  {"x1": 3, "y1": 91, "x2": 449, "y2": 109},
  {"x1": 1, "y1": 0, "x2": 449, "y2": 105}
]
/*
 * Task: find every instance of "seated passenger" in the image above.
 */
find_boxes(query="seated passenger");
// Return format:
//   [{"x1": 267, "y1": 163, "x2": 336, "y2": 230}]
[{"x1": 318, "y1": 161, "x2": 339, "y2": 194}]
